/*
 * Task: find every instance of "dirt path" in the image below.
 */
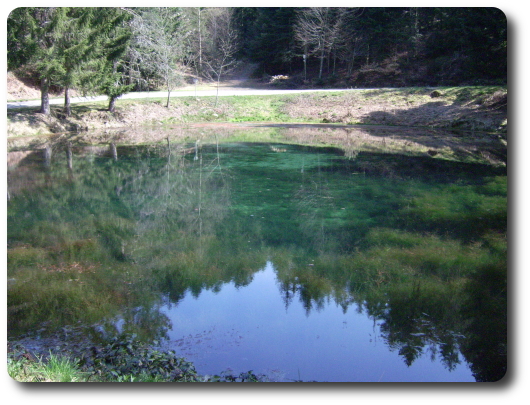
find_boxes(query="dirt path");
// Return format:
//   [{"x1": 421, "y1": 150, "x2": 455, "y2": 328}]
[{"x1": 219, "y1": 62, "x2": 262, "y2": 87}]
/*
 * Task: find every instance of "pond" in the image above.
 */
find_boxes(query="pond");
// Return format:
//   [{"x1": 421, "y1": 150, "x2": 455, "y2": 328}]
[{"x1": 7, "y1": 124, "x2": 507, "y2": 382}]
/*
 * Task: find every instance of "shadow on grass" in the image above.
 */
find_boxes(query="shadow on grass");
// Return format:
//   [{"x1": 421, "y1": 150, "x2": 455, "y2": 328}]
[{"x1": 360, "y1": 87, "x2": 506, "y2": 133}]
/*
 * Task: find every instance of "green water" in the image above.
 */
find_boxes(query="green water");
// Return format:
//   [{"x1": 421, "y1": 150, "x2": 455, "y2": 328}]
[{"x1": 7, "y1": 128, "x2": 507, "y2": 382}]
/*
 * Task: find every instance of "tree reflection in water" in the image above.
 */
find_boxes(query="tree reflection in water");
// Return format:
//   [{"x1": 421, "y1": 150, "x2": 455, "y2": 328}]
[{"x1": 7, "y1": 127, "x2": 507, "y2": 381}]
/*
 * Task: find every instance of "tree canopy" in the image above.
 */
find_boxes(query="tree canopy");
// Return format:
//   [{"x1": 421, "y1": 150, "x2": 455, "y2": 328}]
[{"x1": 8, "y1": 7, "x2": 507, "y2": 114}]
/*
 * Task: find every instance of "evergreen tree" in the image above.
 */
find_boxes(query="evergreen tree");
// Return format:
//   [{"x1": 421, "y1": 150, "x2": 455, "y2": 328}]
[
  {"x1": 8, "y1": 7, "x2": 134, "y2": 115},
  {"x1": 88, "y1": 8, "x2": 134, "y2": 112},
  {"x1": 235, "y1": 7, "x2": 298, "y2": 73},
  {"x1": 8, "y1": 7, "x2": 71, "y2": 115},
  {"x1": 54, "y1": 8, "x2": 95, "y2": 116}
]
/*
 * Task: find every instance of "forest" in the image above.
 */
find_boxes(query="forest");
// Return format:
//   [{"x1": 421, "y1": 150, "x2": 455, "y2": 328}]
[{"x1": 7, "y1": 7, "x2": 507, "y2": 114}]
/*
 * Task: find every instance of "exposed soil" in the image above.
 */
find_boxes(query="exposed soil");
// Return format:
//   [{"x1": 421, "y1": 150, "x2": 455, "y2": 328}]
[{"x1": 7, "y1": 71, "x2": 66, "y2": 100}]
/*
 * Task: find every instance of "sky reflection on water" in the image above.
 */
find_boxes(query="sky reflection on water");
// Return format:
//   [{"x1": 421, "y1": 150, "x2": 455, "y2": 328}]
[{"x1": 161, "y1": 261, "x2": 474, "y2": 382}]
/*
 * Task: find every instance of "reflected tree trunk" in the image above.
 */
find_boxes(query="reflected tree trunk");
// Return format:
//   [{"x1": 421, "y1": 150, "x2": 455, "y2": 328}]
[
  {"x1": 44, "y1": 144, "x2": 52, "y2": 168},
  {"x1": 66, "y1": 141, "x2": 74, "y2": 181},
  {"x1": 111, "y1": 143, "x2": 118, "y2": 161},
  {"x1": 215, "y1": 135, "x2": 221, "y2": 172},
  {"x1": 198, "y1": 145, "x2": 203, "y2": 241},
  {"x1": 66, "y1": 142, "x2": 73, "y2": 170},
  {"x1": 44, "y1": 144, "x2": 52, "y2": 187},
  {"x1": 194, "y1": 139, "x2": 200, "y2": 161}
]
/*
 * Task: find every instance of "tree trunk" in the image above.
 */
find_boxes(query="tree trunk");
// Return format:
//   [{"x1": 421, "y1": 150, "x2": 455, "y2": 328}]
[
  {"x1": 166, "y1": 87, "x2": 171, "y2": 108},
  {"x1": 303, "y1": 45, "x2": 308, "y2": 81},
  {"x1": 198, "y1": 7, "x2": 202, "y2": 77},
  {"x1": 214, "y1": 69, "x2": 222, "y2": 108},
  {"x1": 348, "y1": 48, "x2": 355, "y2": 75},
  {"x1": 40, "y1": 77, "x2": 50, "y2": 115},
  {"x1": 66, "y1": 141, "x2": 73, "y2": 170},
  {"x1": 64, "y1": 86, "x2": 71, "y2": 117},
  {"x1": 110, "y1": 143, "x2": 118, "y2": 161},
  {"x1": 108, "y1": 96, "x2": 117, "y2": 113},
  {"x1": 319, "y1": 48, "x2": 325, "y2": 79}
]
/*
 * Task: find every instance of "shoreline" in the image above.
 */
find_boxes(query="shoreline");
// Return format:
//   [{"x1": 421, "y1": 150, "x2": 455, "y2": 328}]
[{"x1": 7, "y1": 86, "x2": 507, "y2": 138}]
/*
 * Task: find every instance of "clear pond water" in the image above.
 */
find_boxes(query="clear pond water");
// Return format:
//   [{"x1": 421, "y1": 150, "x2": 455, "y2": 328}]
[{"x1": 7, "y1": 126, "x2": 507, "y2": 382}]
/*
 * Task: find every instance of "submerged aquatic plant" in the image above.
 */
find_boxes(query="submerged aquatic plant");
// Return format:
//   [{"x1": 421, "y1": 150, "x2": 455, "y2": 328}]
[{"x1": 7, "y1": 136, "x2": 507, "y2": 381}]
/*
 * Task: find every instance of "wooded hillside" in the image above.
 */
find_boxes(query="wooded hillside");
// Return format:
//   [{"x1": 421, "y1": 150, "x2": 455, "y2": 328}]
[
  {"x1": 234, "y1": 7, "x2": 506, "y2": 87},
  {"x1": 7, "y1": 7, "x2": 507, "y2": 115}
]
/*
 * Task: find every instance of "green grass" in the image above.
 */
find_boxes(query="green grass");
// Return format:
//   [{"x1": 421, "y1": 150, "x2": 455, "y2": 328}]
[
  {"x1": 440, "y1": 86, "x2": 507, "y2": 104},
  {"x1": 359, "y1": 86, "x2": 506, "y2": 104},
  {"x1": 7, "y1": 351, "x2": 179, "y2": 382},
  {"x1": 8, "y1": 352, "x2": 89, "y2": 382}
]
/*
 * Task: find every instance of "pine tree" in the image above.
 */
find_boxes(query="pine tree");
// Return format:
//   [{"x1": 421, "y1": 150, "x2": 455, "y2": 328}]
[
  {"x1": 88, "y1": 8, "x2": 134, "y2": 112},
  {"x1": 54, "y1": 8, "x2": 95, "y2": 116},
  {"x1": 8, "y1": 7, "x2": 71, "y2": 115},
  {"x1": 8, "y1": 7, "x2": 134, "y2": 115}
]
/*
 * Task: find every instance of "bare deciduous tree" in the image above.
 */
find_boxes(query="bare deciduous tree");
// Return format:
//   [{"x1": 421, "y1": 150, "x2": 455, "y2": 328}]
[
  {"x1": 181, "y1": 7, "x2": 206, "y2": 81},
  {"x1": 333, "y1": 8, "x2": 365, "y2": 75},
  {"x1": 129, "y1": 8, "x2": 191, "y2": 108},
  {"x1": 202, "y1": 8, "x2": 240, "y2": 107},
  {"x1": 294, "y1": 7, "x2": 356, "y2": 79}
]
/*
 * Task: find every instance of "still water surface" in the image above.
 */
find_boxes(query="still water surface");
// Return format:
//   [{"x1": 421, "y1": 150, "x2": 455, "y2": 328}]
[
  {"x1": 161, "y1": 261, "x2": 474, "y2": 382},
  {"x1": 7, "y1": 126, "x2": 507, "y2": 382}
]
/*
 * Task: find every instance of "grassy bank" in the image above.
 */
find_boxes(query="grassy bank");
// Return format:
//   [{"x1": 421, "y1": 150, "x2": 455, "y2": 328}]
[{"x1": 7, "y1": 86, "x2": 507, "y2": 138}]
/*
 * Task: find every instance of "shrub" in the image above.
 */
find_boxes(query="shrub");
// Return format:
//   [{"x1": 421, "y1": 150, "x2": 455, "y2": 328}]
[{"x1": 430, "y1": 90, "x2": 442, "y2": 98}]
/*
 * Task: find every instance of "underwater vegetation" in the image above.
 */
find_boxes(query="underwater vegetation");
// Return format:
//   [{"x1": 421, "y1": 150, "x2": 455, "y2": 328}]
[{"x1": 7, "y1": 130, "x2": 506, "y2": 381}]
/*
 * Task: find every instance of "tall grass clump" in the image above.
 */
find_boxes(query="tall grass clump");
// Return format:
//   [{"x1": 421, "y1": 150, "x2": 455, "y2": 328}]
[
  {"x1": 8, "y1": 264, "x2": 114, "y2": 335},
  {"x1": 7, "y1": 246, "x2": 49, "y2": 272},
  {"x1": 8, "y1": 352, "x2": 89, "y2": 382}
]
